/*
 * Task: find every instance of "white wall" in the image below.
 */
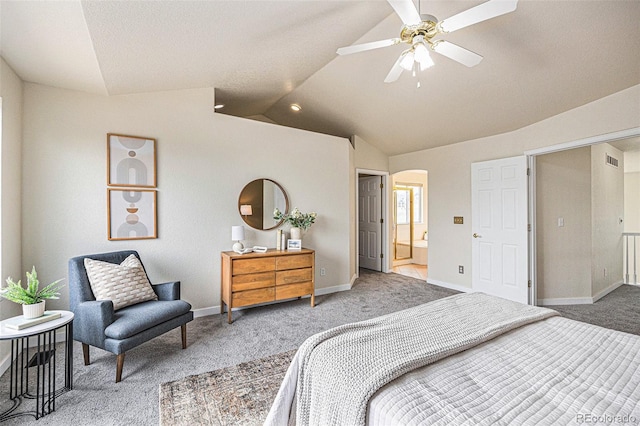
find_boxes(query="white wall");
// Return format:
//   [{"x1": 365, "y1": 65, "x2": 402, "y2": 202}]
[
  {"x1": 624, "y1": 150, "x2": 640, "y2": 232},
  {"x1": 0, "y1": 58, "x2": 23, "y2": 320},
  {"x1": 389, "y1": 84, "x2": 640, "y2": 290},
  {"x1": 0, "y1": 57, "x2": 25, "y2": 368},
  {"x1": 351, "y1": 135, "x2": 390, "y2": 277},
  {"x1": 22, "y1": 84, "x2": 352, "y2": 312},
  {"x1": 590, "y1": 143, "x2": 625, "y2": 296},
  {"x1": 536, "y1": 147, "x2": 592, "y2": 300},
  {"x1": 354, "y1": 135, "x2": 388, "y2": 172},
  {"x1": 623, "y1": 149, "x2": 640, "y2": 284}
]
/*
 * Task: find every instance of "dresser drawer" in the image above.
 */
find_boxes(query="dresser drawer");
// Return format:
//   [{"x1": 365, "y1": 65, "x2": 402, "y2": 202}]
[
  {"x1": 232, "y1": 287, "x2": 275, "y2": 307},
  {"x1": 221, "y1": 249, "x2": 315, "y2": 323},
  {"x1": 233, "y1": 257, "x2": 275, "y2": 275},
  {"x1": 232, "y1": 272, "x2": 275, "y2": 291},
  {"x1": 276, "y1": 282, "x2": 313, "y2": 300},
  {"x1": 276, "y1": 268, "x2": 312, "y2": 286},
  {"x1": 276, "y1": 254, "x2": 313, "y2": 270}
]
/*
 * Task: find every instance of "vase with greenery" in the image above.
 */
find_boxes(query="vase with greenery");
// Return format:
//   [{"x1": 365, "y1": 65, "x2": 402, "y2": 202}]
[
  {"x1": 1, "y1": 267, "x2": 64, "y2": 319},
  {"x1": 273, "y1": 207, "x2": 317, "y2": 239}
]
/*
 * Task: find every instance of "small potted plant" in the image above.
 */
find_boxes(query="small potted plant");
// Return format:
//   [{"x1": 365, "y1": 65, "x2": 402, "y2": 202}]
[{"x1": 1, "y1": 267, "x2": 64, "y2": 319}]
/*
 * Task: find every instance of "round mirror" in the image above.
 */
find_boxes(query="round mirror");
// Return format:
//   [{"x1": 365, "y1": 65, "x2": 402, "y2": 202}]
[{"x1": 238, "y1": 179, "x2": 289, "y2": 230}]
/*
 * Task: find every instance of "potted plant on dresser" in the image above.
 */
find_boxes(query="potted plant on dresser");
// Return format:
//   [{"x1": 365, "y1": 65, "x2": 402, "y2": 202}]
[{"x1": 1, "y1": 267, "x2": 64, "y2": 318}]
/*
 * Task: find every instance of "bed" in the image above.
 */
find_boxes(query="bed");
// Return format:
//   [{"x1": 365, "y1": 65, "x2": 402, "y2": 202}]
[{"x1": 265, "y1": 292, "x2": 640, "y2": 425}]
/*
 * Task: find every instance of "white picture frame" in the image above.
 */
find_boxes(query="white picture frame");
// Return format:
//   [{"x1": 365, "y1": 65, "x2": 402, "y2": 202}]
[{"x1": 287, "y1": 239, "x2": 302, "y2": 251}]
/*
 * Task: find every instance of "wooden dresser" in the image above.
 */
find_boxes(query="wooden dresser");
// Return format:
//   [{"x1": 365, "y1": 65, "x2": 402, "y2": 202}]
[{"x1": 220, "y1": 248, "x2": 315, "y2": 323}]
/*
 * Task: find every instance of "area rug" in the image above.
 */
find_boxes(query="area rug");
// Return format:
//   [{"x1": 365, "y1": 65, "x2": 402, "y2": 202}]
[{"x1": 159, "y1": 349, "x2": 296, "y2": 426}]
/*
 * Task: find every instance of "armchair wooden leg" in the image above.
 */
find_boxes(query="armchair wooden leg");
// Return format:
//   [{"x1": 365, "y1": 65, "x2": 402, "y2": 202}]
[
  {"x1": 116, "y1": 353, "x2": 125, "y2": 383},
  {"x1": 82, "y1": 343, "x2": 90, "y2": 366},
  {"x1": 181, "y1": 324, "x2": 187, "y2": 349}
]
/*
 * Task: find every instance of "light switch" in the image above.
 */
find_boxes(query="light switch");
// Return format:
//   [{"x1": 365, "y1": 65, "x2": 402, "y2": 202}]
[{"x1": 558, "y1": 217, "x2": 564, "y2": 227}]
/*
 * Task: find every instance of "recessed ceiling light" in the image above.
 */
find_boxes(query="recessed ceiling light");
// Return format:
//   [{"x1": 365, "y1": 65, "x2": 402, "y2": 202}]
[
  {"x1": 290, "y1": 104, "x2": 302, "y2": 112},
  {"x1": 214, "y1": 104, "x2": 225, "y2": 110}
]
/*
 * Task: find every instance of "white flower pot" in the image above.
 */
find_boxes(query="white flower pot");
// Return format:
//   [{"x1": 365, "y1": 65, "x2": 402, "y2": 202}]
[
  {"x1": 23, "y1": 301, "x2": 46, "y2": 319},
  {"x1": 290, "y1": 227, "x2": 302, "y2": 240}
]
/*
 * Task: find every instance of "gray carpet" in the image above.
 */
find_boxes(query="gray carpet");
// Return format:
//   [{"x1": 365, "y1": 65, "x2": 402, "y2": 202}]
[{"x1": 1, "y1": 270, "x2": 638, "y2": 425}]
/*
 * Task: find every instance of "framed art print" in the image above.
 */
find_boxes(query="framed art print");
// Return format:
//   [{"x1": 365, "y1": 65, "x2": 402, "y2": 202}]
[
  {"x1": 287, "y1": 239, "x2": 302, "y2": 251},
  {"x1": 107, "y1": 133, "x2": 157, "y2": 187},
  {"x1": 108, "y1": 188, "x2": 157, "y2": 240}
]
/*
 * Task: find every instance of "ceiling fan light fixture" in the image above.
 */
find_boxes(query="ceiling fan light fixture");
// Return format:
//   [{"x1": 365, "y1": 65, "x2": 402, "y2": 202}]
[
  {"x1": 414, "y1": 42, "x2": 434, "y2": 69},
  {"x1": 399, "y1": 50, "x2": 415, "y2": 71}
]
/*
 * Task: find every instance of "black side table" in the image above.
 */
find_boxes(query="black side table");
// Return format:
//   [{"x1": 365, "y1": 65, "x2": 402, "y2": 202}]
[{"x1": 0, "y1": 310, "x2": 74, "y2": 421}]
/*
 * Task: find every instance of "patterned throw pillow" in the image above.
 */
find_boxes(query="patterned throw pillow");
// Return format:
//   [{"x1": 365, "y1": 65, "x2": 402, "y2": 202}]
[{"x1": 84, "y1": 254, "x2": 158, "y2": 310}]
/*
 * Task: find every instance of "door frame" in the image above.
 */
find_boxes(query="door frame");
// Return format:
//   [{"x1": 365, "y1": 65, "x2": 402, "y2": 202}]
[
  {"x1": 356, "y1": 169, "x2": 390, "y2": 274},
  {"x1": 525, "y1": 127, "x2": 640, "y2": 305}
]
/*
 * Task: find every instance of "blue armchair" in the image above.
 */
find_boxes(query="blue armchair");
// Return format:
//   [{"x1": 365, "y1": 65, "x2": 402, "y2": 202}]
[{"x1": 68, "y1": 250, "x2": 194, "y2": 382}]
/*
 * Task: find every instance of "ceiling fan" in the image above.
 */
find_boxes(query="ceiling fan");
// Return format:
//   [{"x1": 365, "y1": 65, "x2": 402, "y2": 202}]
[{"x1": 336, "y1": 0, "x2": 518, "y2": 83}]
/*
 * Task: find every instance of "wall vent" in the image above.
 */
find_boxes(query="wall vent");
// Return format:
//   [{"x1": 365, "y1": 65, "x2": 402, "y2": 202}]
[{"x1": 605, "y1": 153, "x2": 619, "y2": 168}]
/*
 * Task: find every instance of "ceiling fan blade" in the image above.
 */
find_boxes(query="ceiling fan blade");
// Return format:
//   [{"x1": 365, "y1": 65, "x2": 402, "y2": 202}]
[
  {"x1": 432, "y1": 41, "x2": 483, "y2": 67},
  {"x1": 337, "y1": 38, "x2": 401, "y2": 56},
  {"x1": 384, "y1": 54, "x2": 405, "y2": 83},
  {"x1": 387, "y1": 0, "x2": 422, "y2": 26},
  {"x1": 439, "y1": 0, "x2": 518, "y2": 33}
]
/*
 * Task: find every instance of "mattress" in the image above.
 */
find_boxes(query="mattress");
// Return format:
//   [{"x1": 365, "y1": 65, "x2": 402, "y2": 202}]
[
  {"x1": 266, "y1": 294, "x2": 640, "y2": 425},
  {"x1": 368, "y1": 316, "x2": 640, "y2": 425}
]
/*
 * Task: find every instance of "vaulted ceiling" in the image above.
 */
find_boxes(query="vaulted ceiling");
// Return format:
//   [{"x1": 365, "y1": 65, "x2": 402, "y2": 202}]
[{"x1": 2, "y1": 1, "x2": 639, "y2": 156}]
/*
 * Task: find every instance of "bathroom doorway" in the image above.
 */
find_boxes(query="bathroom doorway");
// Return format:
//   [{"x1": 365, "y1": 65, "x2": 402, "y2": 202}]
[{"x1": 392, "y1": 170, "x2": 428, "y2": 280}]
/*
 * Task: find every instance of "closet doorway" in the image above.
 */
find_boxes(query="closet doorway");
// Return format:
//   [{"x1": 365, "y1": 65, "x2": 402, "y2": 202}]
[{"x1": 392, "y1": 170, "x2": 428, "y2": 280}]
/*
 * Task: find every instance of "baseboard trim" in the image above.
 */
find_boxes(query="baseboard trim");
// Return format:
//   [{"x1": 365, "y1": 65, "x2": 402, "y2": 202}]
[
  {"x1": 427, "y1": 279, "x2": 471, "y2": 294},
  {"x1": 538, "y1": 297, "x2": 593, "y2": 306},
  {"x1": 0, "y1": 353, "x2": 12, "y2": 377},
  {"x1": 593, "y1": 280, "x2": 623, "y2": 303},
  {"x1": 539, "y1": 280, "x2": 624, "y2": 306},
  {"x1": 315, "y1": 281, "x2": 354, "y2": 296},
  {"x1": 192, "y1": 306, "x2": 220, "y2": 318}
]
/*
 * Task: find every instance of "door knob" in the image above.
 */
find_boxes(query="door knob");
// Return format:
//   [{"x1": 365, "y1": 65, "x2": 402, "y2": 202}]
[{"x1": 473, "y1": 233, "x2": 481, "y2": 238}]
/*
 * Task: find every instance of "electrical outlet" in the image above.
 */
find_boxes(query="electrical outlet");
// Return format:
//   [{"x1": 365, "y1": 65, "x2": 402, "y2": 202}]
[
  {"x1": 458, "y1": 265, "x2": 464, "y2": 274},
  {"x1": 320, "y1": 268, "x2": 326, "y2": 276}
]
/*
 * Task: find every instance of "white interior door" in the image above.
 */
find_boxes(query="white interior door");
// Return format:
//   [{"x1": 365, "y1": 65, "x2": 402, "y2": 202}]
[
  {"x1": 359, "y1": 176, "x2": 382, "y2": 271},
  {"x1": 472, "y1": 156, "x2": 529, "y2": 304}
]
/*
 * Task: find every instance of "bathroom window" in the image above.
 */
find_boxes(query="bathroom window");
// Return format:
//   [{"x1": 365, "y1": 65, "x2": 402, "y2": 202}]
[{"x1": 395, "y1": 183, "x2": 423, "y2": 224}]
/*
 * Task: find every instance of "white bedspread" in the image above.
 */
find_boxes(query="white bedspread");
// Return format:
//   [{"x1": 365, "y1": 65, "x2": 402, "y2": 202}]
[
  {"x1": 265, "y1": 293, "x2": 558, "y2": 426},
  {"x1": 368, "y1": 316, "x2": 640, "y2": 425}
]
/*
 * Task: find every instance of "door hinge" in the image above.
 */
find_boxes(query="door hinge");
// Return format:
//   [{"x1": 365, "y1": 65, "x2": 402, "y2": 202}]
[
  {"x1": 528, "y1": 224, "x2": 531, "y2": 231},
  {"x1": 527, "y1": 167, "x2": 531, "y2": 176},
  {"x1": 380, "y1": 218, "x2": 384, "y2": 224},
  {"x1": 528, "y1": 280, "x2": 532, "y2": 288},
  {"x1": 380, "y1": 183, "x2": 384, "y2": 189},
  {"x1": 380, "y1": 253, "x2": 384, "y2": 259}
]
